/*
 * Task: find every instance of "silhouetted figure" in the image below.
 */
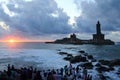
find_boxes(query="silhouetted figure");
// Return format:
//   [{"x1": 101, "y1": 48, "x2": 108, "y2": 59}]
[
  {"x1": 69, "y1": 63, "x2": 72, "y2": 75},
  {"x1": 7, "y1": 64, "x2": 11, "y2": 71},
  {"x1": 47, "y1": 72, "x2": 55, "y2": 80},
  {"x1": 7, "y1": 64, "x2": 11, "y2": 78},
  {"x1": 87, "y1": 74, "x2": 92, "y2": 80},
  {"x1": 62, "y1": 75, "x2": 68, "y2": 80},
  {"x1": 72, "y1": 75, "x2": 77, "y2": 80},
  {"x1": 0, "y1": 70, "x2": 8, "y2": 80},
  {"x1": 64, "y1": 65, "x2": 68, "y2": 75},
  {"x1": 60, "y1": 68, "x2": 63, "y2": 75},
  {"x1": 34, "y1": 71, "x2": 42, "y2": 80},
  {"x1": 83, "y1": 67, "x2": 87, "y2": 80},
  {"x1": 76, "y1": 66, "x2": 79, "y2": 73},
  {"x1": 52, "y1": 69, "x2": 56, "y2": 74},
  {"x1": 28, "y1": 68, "x2": 33, "y2": 79},
  {"x1": 12, "y1": 65, "x2": 15, "y2": 70}
]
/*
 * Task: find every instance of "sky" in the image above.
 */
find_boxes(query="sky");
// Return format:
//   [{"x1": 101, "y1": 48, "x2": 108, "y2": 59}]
[{"x1": 0, "y1": 0, "x2": 120, "y2": 42}]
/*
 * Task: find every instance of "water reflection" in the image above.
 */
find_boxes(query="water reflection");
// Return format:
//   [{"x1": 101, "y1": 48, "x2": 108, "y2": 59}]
[{"x1": 3, "y1": 42, "x2": 22, "y2": 49}]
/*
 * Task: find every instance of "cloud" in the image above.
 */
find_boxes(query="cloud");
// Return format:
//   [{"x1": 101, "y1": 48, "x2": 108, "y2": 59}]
[
  {"x1": 0, "y1": 0, "x2": 73, "y2": 37},
  {"x1": 0, "y1": 21, "x2": 10, "y2": 31},
  {"x1": 74, "y1": 0, "x2": 120, "y2": 33}
]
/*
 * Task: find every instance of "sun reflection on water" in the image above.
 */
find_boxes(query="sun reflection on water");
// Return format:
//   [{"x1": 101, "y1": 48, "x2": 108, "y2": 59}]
[{"x1": 5, "y1": 42, "x2": 21, "y2": 49}]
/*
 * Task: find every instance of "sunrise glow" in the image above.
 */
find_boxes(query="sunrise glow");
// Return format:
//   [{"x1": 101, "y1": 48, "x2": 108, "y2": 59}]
[
  {"x1": 0, "y1": 39, "x2": 52, "y2": 42},
  {"x1": 0, "y1": 36, "x2": 53, "y2": 42},
  {"x1": 9, "y1": 39, "x2": 15, "y2": 43}
]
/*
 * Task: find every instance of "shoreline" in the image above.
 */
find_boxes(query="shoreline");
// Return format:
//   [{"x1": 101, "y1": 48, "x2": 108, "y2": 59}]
[{"x1": 0, "y1": 50, "x2": 120, "y2": 80}]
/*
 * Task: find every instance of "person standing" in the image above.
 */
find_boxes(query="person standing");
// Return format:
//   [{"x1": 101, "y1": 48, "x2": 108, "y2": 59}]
[{"x1": 83, "y1": 67, "x2": 87, "y2": 80}]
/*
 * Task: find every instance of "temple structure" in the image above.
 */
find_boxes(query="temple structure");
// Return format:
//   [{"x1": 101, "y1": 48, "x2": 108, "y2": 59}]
[
  {"x1": 91, "y1": 21, "x2": 114, "y2": 45},
  {"x1": 53, "y1": 33, "x2": 83, "y2": 44},
  {"x1": 46, "y1": 21, "x2": 115, "y2": 45}
]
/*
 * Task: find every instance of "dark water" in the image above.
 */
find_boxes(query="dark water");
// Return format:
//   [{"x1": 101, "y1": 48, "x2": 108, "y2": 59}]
[
  {"x1": 1, "y1": 42, "x2": 120, "y2": 59},
  {"x1": 0, "y1": 42, "x2": 120, "y2": 70},
  {"x1": 0, "y1": 42, "x2": 119, "y2": 80}
]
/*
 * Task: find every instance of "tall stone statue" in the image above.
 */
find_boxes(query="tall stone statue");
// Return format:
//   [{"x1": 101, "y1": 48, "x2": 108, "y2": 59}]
[
  {"x1": 96, "y1": 21, "x2": 101, "y2": 34},
  {"x1": 93, "y1": 21, "x2": 104, "y2": 40}
]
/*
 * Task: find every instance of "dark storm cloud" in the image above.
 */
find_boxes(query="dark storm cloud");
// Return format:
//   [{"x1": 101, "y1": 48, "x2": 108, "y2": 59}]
[
  {"x1": 75, "y1": 0, "x2": 120, "y2": 33},
  {"x1": 0, "y1": 0, "x2": 73, "y2": 36}
]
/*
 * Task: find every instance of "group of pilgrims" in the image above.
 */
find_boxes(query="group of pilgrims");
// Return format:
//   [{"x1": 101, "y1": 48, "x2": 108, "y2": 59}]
[{"x1": 0, "y1": 63, "x2": 95, "y2": 80}]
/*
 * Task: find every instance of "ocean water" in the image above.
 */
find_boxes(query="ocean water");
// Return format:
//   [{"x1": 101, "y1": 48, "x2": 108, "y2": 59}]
[{"x1": 0, "y1": 42, "x2": 120, "y2": 70}]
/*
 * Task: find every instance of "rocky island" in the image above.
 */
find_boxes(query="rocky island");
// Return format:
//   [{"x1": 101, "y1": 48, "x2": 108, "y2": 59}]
[{"x1": 46, "y1": 21, "x2": 114, "y2": 45}]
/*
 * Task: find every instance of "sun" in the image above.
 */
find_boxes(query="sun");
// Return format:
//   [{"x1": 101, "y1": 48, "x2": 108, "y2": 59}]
[{"x1": 9, "y1": 39, "x2": 15, "y2": 43}]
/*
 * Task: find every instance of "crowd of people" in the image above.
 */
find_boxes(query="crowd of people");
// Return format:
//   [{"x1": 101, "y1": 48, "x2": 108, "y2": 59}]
[{"x1": 0, "y1": 64, "x2": 93, "y2": 80}]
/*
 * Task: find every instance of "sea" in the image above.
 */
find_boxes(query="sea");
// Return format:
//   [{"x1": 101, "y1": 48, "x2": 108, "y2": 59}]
[
  {"x1": 0, "y1": 42, "x2": 120, "y2": 71},
  {"x1": 0, "y1": 42, "x2": 120, "y2": 79}
]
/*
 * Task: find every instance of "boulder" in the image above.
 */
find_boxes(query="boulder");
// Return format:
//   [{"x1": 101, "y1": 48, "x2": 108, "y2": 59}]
[
  {"x1": 96, "y1": 66, "x2": 108, "y2": 72},
  {"x1": 116, "y1": 68, "x2": 120, "y2": 75},
  {"x1": 63, "y1": 56, "x2": 73, "y2": 61},
  {"x1": 67, "y1": 54, "x2": 73, "y2": 57},
  {"x1": 109, "y1": 67, "x2": 114, "y2": 71},
  {"x1": 83, "y1": 53, "x2": 88, "y2": 56},
  {"x1": 57, "y1": 49, "x2": 61, "y2": 51},
  {"x1": 91, "y1": 59, "x2": 97, "y2": 62},
  {"x1": 79, "y1": 50, "x2": 85, "y2": 53},
  {"x1": 58, "y1": 52, "x2": 68, "y2": 55},
  {"x1": 79, "y1": 62, "x2": 93, "y2": 69},
  {"x1": 70, "y1": 55, "x2": 87, "y2": 63},
  {"x1": 63, "y1": 54, "x2": 73, "y2": 61},
  {"x1": 98, "y1": 74, "x2": 107, "y2": 80},
  {"x1": 87, "y1": 55, "x2": 94, "y2": 59},
  {"x1": 109, "y1": 59, "x2": 120, "y2": 67},
  {"x1": 99, "y1": 60, "x2": 110, "y2": 65},
  {"x1": 99, "y1": 59, "x2": 120, "y2": 67},
  {"x1": 96, "y1": 65, "x2": 114, "y2": 72},
  {"x1": 95, "y1": 63, "x2": 101, "y2": 67}
]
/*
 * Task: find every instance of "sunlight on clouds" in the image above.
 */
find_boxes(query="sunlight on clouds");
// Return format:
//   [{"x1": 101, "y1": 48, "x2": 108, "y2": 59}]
[
  {"x1": 0, "y1": 21, "x2": 10, "y2": 31},
  {"x1": 68, "y1": 17, "x2": 75, "y2": 25},
  {"x1": 14, "y1": 4, "x2": 18, "y2": 8},
  {"x1": 111, "y1": 31, "x2": 120, "y2": 35},
  {"x1": 68, "y1": 17, "x2": 78, "y2": 29},
  {"x1": 106, "y1": 31, "x2": 120, "y2": 42},
  {"x1": 1, "y1": 3, "x2": 16, "y2": 17},
  {"x1": 0, "y1": 0, "x2": 18, "y2": 17},
  {"x1": 51, "y1": 11, "x2": 59, "y2": 17},
  {"x1": 25, "y1": 0, "x2": 33, "y2": 2},
  {"x1": 55, "y1": 0, "x2": 80, "y2": 18},
  {"x1": 86, "y1": 0, "x2": 95, "y2": 3},
  {"x1": 0, "y1": 0, "x2": 8, "y2": 3}
]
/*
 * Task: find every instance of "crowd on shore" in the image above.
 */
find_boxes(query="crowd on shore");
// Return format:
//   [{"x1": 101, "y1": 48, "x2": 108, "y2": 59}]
[{"x1": 0, "y1": 64, "x2": 94, "y2": 80}]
